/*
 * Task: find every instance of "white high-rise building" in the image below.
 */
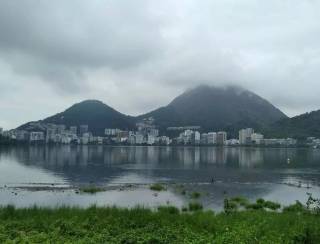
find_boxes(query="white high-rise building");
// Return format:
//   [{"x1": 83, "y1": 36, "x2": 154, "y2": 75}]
[
  {"x1": 147, "y1": 135, "x2": 156, "y2": 145},
  {"x1": 135, "y1": 133, "x2": 144, "y2": 144},
  {"x1": 207, "y1": 132, "x2": 217, "y2": 144},
  {"x1": 194, "y1": 131, "x2": 201, "y2": 145},
  {"x1": 239, "y1": 128, "x2": 254, "y2": 145}
]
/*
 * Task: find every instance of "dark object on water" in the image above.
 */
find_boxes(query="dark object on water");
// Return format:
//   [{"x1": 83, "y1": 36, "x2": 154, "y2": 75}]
[{"x1": 211, "y1": 178, "x2": 215, "y2": 184}]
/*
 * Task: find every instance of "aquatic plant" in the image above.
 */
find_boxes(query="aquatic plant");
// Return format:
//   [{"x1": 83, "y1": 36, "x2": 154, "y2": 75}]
[
  {"x1": 150, "y1": 183, "x2": 166, "y2": 191},
  {"x1": 79, "y1": 186, "x2": 104, "y2": 194}
]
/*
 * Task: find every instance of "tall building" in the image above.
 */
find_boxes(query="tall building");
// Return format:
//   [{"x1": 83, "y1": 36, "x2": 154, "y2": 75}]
[
  {"x1": 207, "y1": 132, "x2": 217, "y2": 144},
  {"x1": 217, "y1": 131, "x2": 227, "y2": 145},
  {"x1": 201, "y1": 133, "x2": 208, "y2": 145},
  {"x1": 0, "y1": 127, "x2": 3, "y2": 135},
  {"x1": 46, "y1": 128, "x2": 56, "y2": 143},
  {"x1": 193, "y1": 131, "x2": 201, "y2": 145},
  {"x1": 135, "y1": 133, "x2": 144, "y2": 144},
  {"x1": 239, "y1": 128, "x2": 254, "y2": 145}
]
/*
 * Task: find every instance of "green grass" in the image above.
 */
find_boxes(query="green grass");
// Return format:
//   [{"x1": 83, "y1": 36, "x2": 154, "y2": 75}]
[
  {"x1": 79, "y1": 186, "x2": 104, "y2": 194},
  {"x1": 0, "y1": 204, "x2": 320, "y2": 243},
  {"x1": 188, "y1": 202, "x2": 203, "y2": 211},
  {"x1": 190, "y1": 191, "x2": 201, "y2": 199},
  {"x1": 149, "y1": 183, "x2": 166, "y2": 191}
]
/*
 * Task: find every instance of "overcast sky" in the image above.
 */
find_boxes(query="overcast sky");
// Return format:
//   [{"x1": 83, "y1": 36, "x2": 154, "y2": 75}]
[{"x1": 0, "y1": 0, "x2": 320, "y2": 129}]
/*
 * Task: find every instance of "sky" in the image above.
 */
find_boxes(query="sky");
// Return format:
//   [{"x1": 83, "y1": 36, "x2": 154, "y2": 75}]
[{"x1": 0, "y1": 0, "x2": 320, "y2": 130}]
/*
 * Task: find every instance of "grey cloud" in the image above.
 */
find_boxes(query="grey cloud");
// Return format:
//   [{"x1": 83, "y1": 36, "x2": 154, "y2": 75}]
[{"x1": 0, "y1": 0, "x2": 320, "y2": 128}]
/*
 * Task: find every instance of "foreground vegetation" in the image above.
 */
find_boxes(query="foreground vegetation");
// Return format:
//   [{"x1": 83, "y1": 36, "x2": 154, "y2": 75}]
[{"x1": 1, "y1": 196, "x2": 320, "y2": 243}]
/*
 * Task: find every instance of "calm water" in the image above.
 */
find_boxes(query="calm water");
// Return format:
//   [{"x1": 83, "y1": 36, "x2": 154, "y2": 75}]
[{"x1": 0, "y1": 145, "x2": 319, "y2": 210}]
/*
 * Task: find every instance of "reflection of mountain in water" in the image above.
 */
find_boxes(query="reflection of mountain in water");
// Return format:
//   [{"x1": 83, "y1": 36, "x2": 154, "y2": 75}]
[{"x1": 0, "y1": 146, "x2": 319, "y2": 186}]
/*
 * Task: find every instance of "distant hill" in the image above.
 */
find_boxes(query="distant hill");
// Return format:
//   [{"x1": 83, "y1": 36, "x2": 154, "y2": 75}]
[
  {"x1": 18, "y1": 86, "x2": 289, "y2": 137},
  {"x1": 19, "y1": 100, "x2": 135, "y2": 135},
  {"x1": 138, "y1": 85, "x2": 287, "y2": 137},
  {"x1": 266, "y1": 110, "x2": 320, "y2": 139}
]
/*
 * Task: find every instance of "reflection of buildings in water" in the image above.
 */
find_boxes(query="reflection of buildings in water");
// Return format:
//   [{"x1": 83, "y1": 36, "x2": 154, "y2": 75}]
[
  {"x1": 215, "y1": 148, "x2": 227, "y2": 165},
  {"x1": 194, "y1": 147, "x2": 200, "y2": 167},
  {"x1": 238, "y1": 148, "x2": 263, "y2": 168},
  {"x1": 202, "y1": 148, "x2": 216, "y2": 164},
  {"x1": 147, "y1": 146, "x2": 159, "y2": 165},
  {"x1": 183, "y1": 148, "x2": 194, "y2": 166},
  {"x1": 127, "y1": 147, "x2": 136, "y2": 163},
  {"x1": 175, "y1": 148, "x2": 193, "y2": 167},
  {"x1": 134, "y1": 147, "x2": 145, "y2": 163},
  {"x1": 198, "y1": 147, "x2": 228, "y2": 165},
  {"x1": 174, "y1": 147, "x2": 201, "y2": 168},
  {"x1": 159, "y1": 147, "x2": 172, "y2": 163}
]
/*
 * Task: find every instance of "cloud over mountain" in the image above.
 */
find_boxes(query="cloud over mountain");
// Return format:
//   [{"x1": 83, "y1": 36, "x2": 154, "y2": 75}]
[{"x1": 0, "y1": 0, "x2": 320, "y2": 129}]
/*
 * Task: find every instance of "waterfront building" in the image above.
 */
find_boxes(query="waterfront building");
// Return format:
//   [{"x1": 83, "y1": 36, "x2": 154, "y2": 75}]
[
  {"x1": 105, "y1": 128, "x2": 121, "y2": 136},
  {"x1": 46, "y1": 128, "x2": 56, "y2": 143},
  {"x1": 16, "y1": 130, "x2": 29, "y2": 141},
  {"x1": 192, "y1": 131, "x2": 201, "y2": 145},
  {"x1": 239, "y1": 128, "x2": 254, "y2": 145},
  {"x1": 251, "y1": 133, "x2": 264, "y2": 145},
  {"x1": 30, "y1": 132, "x2": 45, "y2": 142},
  {"x1": 225, "y1": 139, "x2": 240, "y2": 146},
  {"x1": 147, "y1": 134, "x2": 156, "y2": 145},
  {"x1": 128, "y1": 134, "x2": 136, "y2": 144},
  {"x1": 217, "y1": 131, "x2": 227, "y2": 145},
  {"x1": 201, "y1": 133, "x2": 208, "y2": 145},
  {"x1": 158, "y1": 136, "x2": 171, "y2": 145},
  {"x1": 135, "y1": 133, "x2": 144, "y2": 144},
  {"x1": 207, "y1": 132, "x2": 217, "y2": 145}
]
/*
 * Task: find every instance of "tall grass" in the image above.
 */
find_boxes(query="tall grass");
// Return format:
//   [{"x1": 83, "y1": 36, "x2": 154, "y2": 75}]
[{"x1": 0, "y1": 202, "x2": 320, "y2": 243}]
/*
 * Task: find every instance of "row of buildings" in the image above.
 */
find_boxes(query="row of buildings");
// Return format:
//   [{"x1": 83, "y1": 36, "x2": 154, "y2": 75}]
[
  {"x1": 174, "y1": 130, "x2": 228, "y2": 145},
  {"x1": 0, "y1": 118, "x2": 171, "y2": 145},
  {"x1": 238, "y1": 128, "x2": 297, "y2": 146},
  {"x1": 0, "y1": 122, "x2": 300, "y2": 147},
  {"x1": 173, "y1": 128, "x2": 297, "y2": 146}
]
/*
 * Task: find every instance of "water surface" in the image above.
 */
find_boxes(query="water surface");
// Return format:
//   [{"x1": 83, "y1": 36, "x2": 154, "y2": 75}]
[{"x1": 0, "y1": 146, "x2": 319, "y2": 209}]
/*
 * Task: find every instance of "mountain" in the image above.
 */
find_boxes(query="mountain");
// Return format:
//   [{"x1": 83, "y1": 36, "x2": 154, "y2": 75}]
[
  {"x1": 19, "y1": 100, "x2": 135, "y2": 135},
  {"x1": 138, "y1": 85, "x2": 287, "y2": 137},
  {"x1": 18, "y1": 86, "x2": 288, "y2": 137},
  {"x1": 266, "y1": 110, "x2": 320, "y2": 139}
]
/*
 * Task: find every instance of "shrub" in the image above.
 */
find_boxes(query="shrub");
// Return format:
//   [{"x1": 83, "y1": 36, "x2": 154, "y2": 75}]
[
  {"x1": 224, "y1": 199, "x2": 238, "y2": 214},
  {"x1": 79, "y1": 186, "x2": 104, "y2": 194},
  {"x1": 245, "y1": 203, "x2": 264, "y2": 210},
  {"x1": 264, "y1": 201, "x2": 281, "y2": 211},
  {"x1": 188, "y1": 202, "x2": 203, "y2": 211},
  {"x1": 230, "y1": 196, "x2": 249, "y2": 207},
  {"x1": 150, "y1": 184, "x2": 166, "y2": 191},
  {"x1": 283, "y1": 201, "x2": 306, "y2": 213},
  {"x1": 190, "y1": 192, "x2": 201, "y2": 199},
  {"x1": 256, "y1": 198, "x2": 265, "y2": 205}
]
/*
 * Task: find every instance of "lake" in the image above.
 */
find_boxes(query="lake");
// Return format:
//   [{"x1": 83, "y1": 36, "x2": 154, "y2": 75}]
[{"x1": 0, "y1": 145, "x2": 319, "y2": 210}]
